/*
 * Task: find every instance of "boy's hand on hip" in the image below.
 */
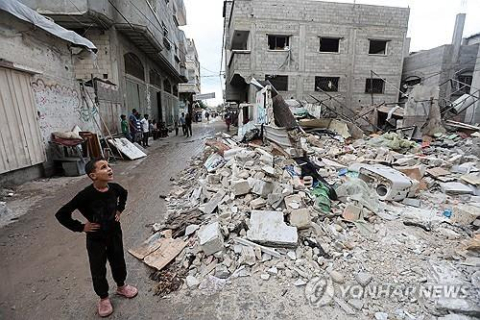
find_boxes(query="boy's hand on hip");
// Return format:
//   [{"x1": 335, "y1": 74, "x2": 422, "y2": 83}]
[
  {"x1": 115, "y1": 211, "x2": 121, "y2": 222},
  {"x1": 83, "y1": 222, "x2": 100, "y2": 233}
]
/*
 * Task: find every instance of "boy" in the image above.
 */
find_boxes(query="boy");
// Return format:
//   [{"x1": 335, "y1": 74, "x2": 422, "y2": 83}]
[
  {"x1": 55, "y1": 158, "x2": 138, "y2": 317},
  {"x1": 140, "y1": 114, "x2": 150, "y2": 147},
  {"x1": 120, "y1": 114, "x2": 132, "y2": 142}
]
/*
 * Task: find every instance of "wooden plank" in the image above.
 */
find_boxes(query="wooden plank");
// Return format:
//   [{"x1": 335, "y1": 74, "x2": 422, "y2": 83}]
[{"x1": 143, "y1": 238, "x2": 187, "y2": 271}]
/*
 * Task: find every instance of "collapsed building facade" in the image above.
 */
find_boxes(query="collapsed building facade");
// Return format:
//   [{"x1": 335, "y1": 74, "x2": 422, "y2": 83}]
[
  {"x1": 402, "y1": 13, "x2": 480, "y2": 125},
  {"x1": 223, "y1": 0, "x2": 410, "y2": 118}
]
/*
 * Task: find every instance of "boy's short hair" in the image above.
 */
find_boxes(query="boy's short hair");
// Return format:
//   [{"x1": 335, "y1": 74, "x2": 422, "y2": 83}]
[{"x1": 85, "y1": 157, "x2": 106, "y2": 176}]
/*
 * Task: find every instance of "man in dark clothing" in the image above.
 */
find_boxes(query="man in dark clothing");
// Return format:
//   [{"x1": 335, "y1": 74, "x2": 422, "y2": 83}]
[
  {"x1": 56, "y1": 158, "x2": 138, "y2": 317},
  {"x1": 185, "y1": 112, "x2": 193, "y2": 137},
  {"x1": 128, "y1": 109, "x2": 140, "y2": 143}
]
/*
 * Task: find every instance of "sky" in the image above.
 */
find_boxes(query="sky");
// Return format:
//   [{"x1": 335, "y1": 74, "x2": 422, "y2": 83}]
[{"x1": 181, "y1": 0, "x2": 480, "y2": 107}]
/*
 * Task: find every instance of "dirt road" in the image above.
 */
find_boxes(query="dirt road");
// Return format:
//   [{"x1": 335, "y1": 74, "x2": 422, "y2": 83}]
[{"x1": 0, "y1": 122, "x2": 223, "y2": 320}]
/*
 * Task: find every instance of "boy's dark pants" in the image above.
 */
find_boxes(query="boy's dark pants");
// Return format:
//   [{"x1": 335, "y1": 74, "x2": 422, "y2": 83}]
[{"x1": 86, "y1": 231, "x2": 127, "y2": 299}]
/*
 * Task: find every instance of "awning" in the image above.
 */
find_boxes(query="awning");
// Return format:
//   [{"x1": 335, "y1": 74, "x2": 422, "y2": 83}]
[{"x1": 0, "y1": 0, "x2": 97, "y2": 51}]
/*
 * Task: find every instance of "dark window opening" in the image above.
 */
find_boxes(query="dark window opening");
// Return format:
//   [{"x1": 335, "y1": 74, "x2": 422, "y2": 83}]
[
  {"x1": 124, "y1": 52, "x2": 145, "y2": 81},
  {"x1": 320, "y1": 38, "x2": 340, "y2": 53},
  {"x1": 150, "y1": 69, "x2": 162, "y2": 89},
  {"x1": 265, "y1": 75, "x2": 288, "y2": 91},
  {"x1": 365, "y1": 78, "x2": 384, "y2": 94},
  {"x1": 232, "y1": 30, "x2": 250, "y2": 50},
  {"x1": 315, "y1": 77, "x2": 339, "y2": 92},
  {"x1": 268, "y1": 35, "x2": 289, "y2": 50},
  {"x1": 173, "y1": 85, "x2": 178, "y2": 96},
  {"x1": 369, "y1": 40, "x2": 388, "y2": 55},
  {"x1": 457, "y1": 75, "x2": 472, "y2": 94},
  {"x1": 103, "y1": 74, "x2": 108, "y2": 79},
  {"x1": 163, "y1": 79, "x2": 172, "y2": 93}
]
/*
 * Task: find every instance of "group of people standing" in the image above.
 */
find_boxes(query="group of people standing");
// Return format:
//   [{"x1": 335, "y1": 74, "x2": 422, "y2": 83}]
[
  {"x1": 121, "y1": 109, "x2": 194, "y2": 145},
  {"x1": 120, "y1": 109, "x2": 152, "y2": 148}
]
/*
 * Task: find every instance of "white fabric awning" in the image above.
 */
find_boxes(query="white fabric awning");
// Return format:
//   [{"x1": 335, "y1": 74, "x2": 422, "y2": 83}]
[{"x1": 0, "y1": 0, "x2": 97, "y2": 51}]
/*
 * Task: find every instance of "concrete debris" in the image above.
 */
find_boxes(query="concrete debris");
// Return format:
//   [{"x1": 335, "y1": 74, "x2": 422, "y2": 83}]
[
  {"x1": 247, "y1": 211, "x2": 298, "y2": 247},
  {"x1": 130, "y1": 124, "x2": 480, "y2": 316},
  {"x1": 185, "y1": 224, "x2": 200, "y2": 236},
  {"x1": 198, "y1": 222, "x2": 224, "y2": 256},
  {"x1": 289, "y1": 208, "x2": 311, "y2": 229}
]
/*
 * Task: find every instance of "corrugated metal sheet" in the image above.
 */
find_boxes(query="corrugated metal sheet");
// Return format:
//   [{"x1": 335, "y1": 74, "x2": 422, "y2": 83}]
[{"x1": 0, "y1": 67, "x2": 45, "y2": 174}]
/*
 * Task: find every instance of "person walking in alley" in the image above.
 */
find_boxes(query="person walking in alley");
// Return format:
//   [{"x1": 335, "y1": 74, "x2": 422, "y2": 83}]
[
  {"x1": 185, "y1": 112, "x2": 193, "y2": 137},
  {"x1": 140, "y1": 114, "x2": 150, "y2": 147},
  {"x1": 120, "y1": 115, "x2": 132, "y2": 142},
  {"x1": 179, "y1": 112, "x2": 186, "y2": 136},
  {"x1": 55, "y1": 158, "x2": 138, "y2": 318}
]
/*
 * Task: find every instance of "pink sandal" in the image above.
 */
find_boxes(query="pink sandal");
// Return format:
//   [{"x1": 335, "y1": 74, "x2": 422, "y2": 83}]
[
  {"x1": 116, "y1": 284, "x2": 138, "y2": 298},
  {"x1": 98, "y1": 298, "x2": 113, "y2": 317}
]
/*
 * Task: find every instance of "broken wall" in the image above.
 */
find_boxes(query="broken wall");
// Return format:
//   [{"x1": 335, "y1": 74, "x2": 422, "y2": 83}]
[{"x1": 0, "y1": 12, "x2": 98, "y2": 176}]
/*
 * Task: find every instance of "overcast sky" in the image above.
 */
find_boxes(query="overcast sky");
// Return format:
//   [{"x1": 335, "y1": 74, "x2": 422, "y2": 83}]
[{"x1": 181, "y1": 0, "x2": 480, "y2": 106}]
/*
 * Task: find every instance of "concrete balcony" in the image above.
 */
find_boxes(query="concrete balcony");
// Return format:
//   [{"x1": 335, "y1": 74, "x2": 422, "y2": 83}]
[
  {"x1": 227, "y1": 50, "x2": 251, "y2": 83},
  {"x1": 20, "y1": 0, "x2": 115, "y2": 28}
]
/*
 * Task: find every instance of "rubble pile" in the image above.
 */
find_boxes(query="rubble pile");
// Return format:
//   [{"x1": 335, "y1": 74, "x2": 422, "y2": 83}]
[{"x1": 130, "y1": 127, "x2": 480, "y2": 318}]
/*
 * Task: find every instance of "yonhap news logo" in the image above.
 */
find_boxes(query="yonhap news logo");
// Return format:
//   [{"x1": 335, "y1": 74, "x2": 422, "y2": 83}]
[{"x1": 305, "y1": 277, "x2": 471, "y2": 306}]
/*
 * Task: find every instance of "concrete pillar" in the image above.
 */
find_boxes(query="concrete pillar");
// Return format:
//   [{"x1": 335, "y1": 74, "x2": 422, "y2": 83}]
[
  {"x1": 465, "y1": 47, "x2": 480, "y2": 124},
  {"x1": 445, "y1": 13, "x2": 466, "y2": 101}
]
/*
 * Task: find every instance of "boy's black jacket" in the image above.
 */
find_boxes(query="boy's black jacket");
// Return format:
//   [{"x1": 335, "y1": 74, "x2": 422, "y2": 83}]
[{"x1": 56, "y1": 183, "x2": 127, "y2": 235}]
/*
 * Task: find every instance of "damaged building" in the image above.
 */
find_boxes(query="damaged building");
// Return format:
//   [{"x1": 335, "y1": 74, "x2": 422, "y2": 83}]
[
  {"x1": 179, "y1": 39, "x2": 201, "y2": 115},
  {"x1": 402, "y1": 13, "x2": 480, "y2": 124},
  {"x1": 21, "y1": 0, "x2": 189, "y2": 130},
  {"x1": 0, "y1": 0, "x2": 190, "y2": 184},
  {"x1": 223, "y1": 0, "x2": 410, "y2": 118}
]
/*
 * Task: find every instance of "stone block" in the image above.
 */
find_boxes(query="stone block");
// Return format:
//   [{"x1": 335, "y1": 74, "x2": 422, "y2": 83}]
[
  {"x1": 250, "y1": 197, "x2": 266, "y2": 209},
  {"x1": 289, "y1": 208, "x2": 311, "y2": 229},
  {"x1": 231, "y1": 179, "x2": 251, "y2": 196},
  {"x1": 198, "y1": 222, "x2": 224, "y2": 256}
]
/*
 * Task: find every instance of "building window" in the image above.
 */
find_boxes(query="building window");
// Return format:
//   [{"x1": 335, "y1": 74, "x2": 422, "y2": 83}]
[
  {"x1": 369, "y1": 40, "x2": 388, "y2": 55},
  {"x1": 164, "y1": 79, "x2": 172, "y2": 93},
  {"x1": 457, "y1": 75, "x2": 472, "y2": 94},
  {"x1": 365, "y1": 78, "x2": 384, "y2": 94},
  {"x1": 315, "y1": 77, "x2": 339, "y2": 92},
  {"x1": 162, "y1": 22, "x2": 168, "y2": 37},
  {"x1": 319, "y1": 38, "x2": 340, "y2": 53},
  {"x1": 150, "y1": 69, "x2": 162, "y2": 89},
  {"x1": 124, "y1": 52, "x2": 145, "y2": 81},
  {"x1": 232, "y1": 30, "x2": 250, "y2": 50},
  {"x1": 265, "y1": 75, "x2": 288, "y2": 91},
  {"x1": 268, "y1": 35, "x2": 289, "y2": 50}
]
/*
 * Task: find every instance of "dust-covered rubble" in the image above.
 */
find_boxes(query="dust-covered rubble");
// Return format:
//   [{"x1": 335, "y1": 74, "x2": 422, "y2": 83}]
[{"x1": 130, "y1": 128, "x2": 480, "y2": 319}]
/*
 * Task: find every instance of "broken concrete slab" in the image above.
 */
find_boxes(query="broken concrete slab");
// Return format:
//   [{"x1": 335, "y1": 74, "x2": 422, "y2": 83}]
[
  {"x1": 436, "y1": 298, "x2": 480, "y2": 318},
  {"x1": 200, "y1": 190, "x2": 227, "y2": 214},
  {"x1": 289, "y1": 208, "x2": 311, "y2": 229},
  {"x1": 284, "y1": 194, "x2": 304, "y2": 211},
  {"x1": 354, "y1": 272, "x2": 373, "y2": 287},
  {"x1": 247, "y1": 210, "x2": 298, "y2": 247},
  {"x1": 185, "y1": 224, "x2": 200, "y2": 236},
  {"x1": 248, "y1": 178, "x2": 276, "y2": 198},
  {"x1": 198, "y1": 222, "x2": 224, "y2": 256},
  {"x1": 440, "y1": 182, "x2": 474, "y2": 195},
  {"x1": 452, "y1": 204, "x2": 480, "y2": 225}
]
